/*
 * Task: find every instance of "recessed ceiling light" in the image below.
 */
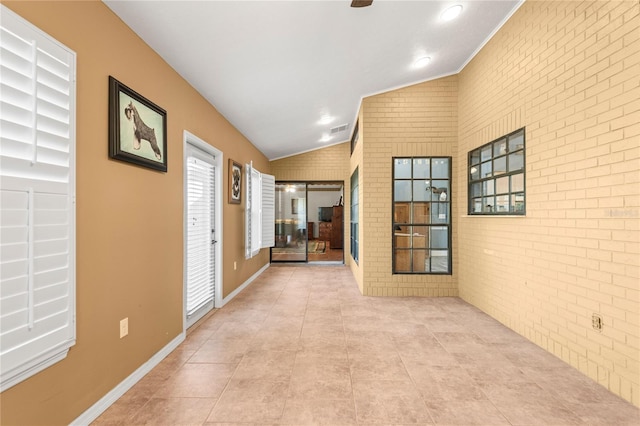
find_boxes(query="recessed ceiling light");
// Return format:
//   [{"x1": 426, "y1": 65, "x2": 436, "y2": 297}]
[
  {"x1": 318, "y1": 114, "x2": 334, "y2": 125},
  {"x1": 413, "y1": 56, "x2": 431, "y2": 68},
  {"x1": 441, "y1": 5, "x2": 463, "y2": 21},
  {"x1": 319, "y1": 134, "x2": 332, "y2": 143}
]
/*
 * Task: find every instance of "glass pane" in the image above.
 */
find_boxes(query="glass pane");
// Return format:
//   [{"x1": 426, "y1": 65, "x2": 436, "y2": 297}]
[
  {"x1": 496, "y1": 195, "x2": 509, "y2": 212},
  {"x1": 413, "y1": 180, "x2": 430, "y2": 201},
  {"x1": 493, "y1": 139, "x2": 507, "y2": 156},
  {"x1": 481, "y1": 145, "x2": 492, "y2": 162},
  {"x1": 494, "y1": 156, "x2": 506, "y2": 175},
  {"x1": 429, "y1": 250, "x2": 449, "y2": 273},
  {"x1": 412, "y1": 249, "x2": 428, "y2": 272},
  {"x1": 495, "y1": 176, "x2": 509, "y2": 194},
  {"x1": 412, "y1": 227, "x2": 428, "y2": 248},
  {"x1": 470, "y1": 165, "x2": 480, "y2": 180},
  {"x1": 431, "y1": 203, "x2": 448, "y2": 223},
  {"x1": 394, "y1": 249, "x2": 411, "y2": 272},
  {"x1": 272, "y1": 182, "x2": 307, "y2": 261},
  {"x1": 413, "y1": 158, "x2": 430, "y2": 179},
  {"x1": 395, "y1": 229, "x2": 413, "y2": 247},
  {"x1": 483, "y1": 196, "x2": 495, "y2": 213},
  {"x1": 509, "y1": 131, "x2": 524, "y2": 152},
  {"x1": 483, "y1": 179, "x2": 495, "y2": 196},
  {"x1": 481, "y1": 161, "x2": 492, "y2": 178},
  {"x1": 511, "y1": 193, "x2": 525, "y2": 213},
  {"x1": 470, "y1": 149, "x2": 480, "y2": 165},
  {"x1": 394, "y1": 202, "x2": 411, "y2": 224},
  {"x1": 394, "y1": 181, "x2": 411, "y2": 201},
  {"x1": 430, "y1": 180, "x2": 449, "y2": 201},
  {"x1": 511, "y1": 173, "x2": 524, "y2": 192},
  {"x1": 472, "y1": 198, "x2": 482, "y2": 213},
  {"x1": 413, "y1": 203, "x2": 430, "y2": 224},
  {"x1": 471, "y1": 182, "x2": 482, "y2": 198},
  {"x1": 508, "y1": 152, "x2": 524, "y2": 171},
  {"x1": 394, "y1": 158, "x2": 412, "y2": 179},
  {"x1": 430, "y1": 226, "x2": 449, "y2": 249},
  {"x1": 432, "y1": 158, "x2": 449, "y2": 178}
]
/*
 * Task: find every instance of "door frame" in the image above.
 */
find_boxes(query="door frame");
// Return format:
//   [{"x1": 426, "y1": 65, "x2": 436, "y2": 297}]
[{"x1": 183, "y1": 131, "x2": 223, "y2": 331}]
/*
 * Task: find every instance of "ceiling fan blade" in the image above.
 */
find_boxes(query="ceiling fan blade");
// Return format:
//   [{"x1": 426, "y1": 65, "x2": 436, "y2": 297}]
[{"x1": 351, "y1": 0, "x2": 373, "y2": 8}]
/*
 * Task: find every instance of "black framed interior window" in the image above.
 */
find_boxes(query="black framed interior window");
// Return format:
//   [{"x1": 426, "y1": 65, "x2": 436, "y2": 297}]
[
  {"x1": 392, "y1": 157, "x2": 452, "y2": 274},
  {"x1": 468, "y1": 128, "x2": 525, "y2": 215},
  {"x1": 350, "y1": 120, "x2": 359, "y2": 155},
  {"x1": 350, "y1": 168, "x2": 359, "y2": 264}
]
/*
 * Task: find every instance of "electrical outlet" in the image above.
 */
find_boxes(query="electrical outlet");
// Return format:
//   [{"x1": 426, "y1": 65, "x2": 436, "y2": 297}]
[
  {"x1": 592, "y1": 313, "x2": 602, "y2": 332},
  {"x1": 120, "y1": 317, "x2": 128, "y2": 338}
]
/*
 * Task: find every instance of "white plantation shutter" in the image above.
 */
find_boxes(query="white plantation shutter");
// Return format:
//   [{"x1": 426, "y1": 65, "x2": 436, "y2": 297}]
[
  {"x1": 185, "y1": 147, "x2": 215, "y2": 319},
  {"x1": 261, "y1": 174, "x2": 275, "y2": 248},
  {"x1": 0, "y1": 6, "x2": 76, "y2": 391},
  {"x1": 244, "y1": 163, "x2": 274, "y2": 259}
]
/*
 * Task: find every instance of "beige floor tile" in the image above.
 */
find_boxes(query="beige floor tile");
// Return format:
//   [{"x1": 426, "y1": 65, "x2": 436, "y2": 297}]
[
  {"x1": 288, "y1": 359, "x2": 352, "y2": 400},
  {"x1": 189, "y1": 337, "x2": 251, "y2": 364},
  {"x1": 231, "y1": 349, "x2": 296, "y2": 381},
  {"x1": 207, "y1": 379, "x2": 289, "y2": 423},
  {"x1": 280, "y1": 399, "x2": 358, "y2": 425},
  {"x1": 424, "y1": 400, "x2": 509, "y2": 425},
  {"x1": 352, "y1": 379, "x2": 433, "y2": 424},
  {"x1": 127, "y1": 397, "x2": 216, "y2": 425},
  {"x1": 92, "y1": 266, "x2": 640, "y2": 426},
  {"x1": 154, "y1": 363, "x2": 236, "y2": 398}
]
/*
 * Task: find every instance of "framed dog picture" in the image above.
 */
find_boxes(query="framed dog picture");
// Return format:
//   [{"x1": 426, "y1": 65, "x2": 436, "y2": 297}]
[
  {"x1": 109, "y1": 76, "x2": 167, "y2": 172},
  {"x1": 229, "y1": 159, "x2": 242, "y2": 204}
]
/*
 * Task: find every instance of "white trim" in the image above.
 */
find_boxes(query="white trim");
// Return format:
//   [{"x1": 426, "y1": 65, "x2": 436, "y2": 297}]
[
  {"x1": 183, "y1": 131, "x2": 224, "y2": 333},
  {"x1": 70, "y1": 332, "x2": 185, "y2": 426},
  {"x1": 220, "y1": 263, "x2": 269, "y2": 307}
]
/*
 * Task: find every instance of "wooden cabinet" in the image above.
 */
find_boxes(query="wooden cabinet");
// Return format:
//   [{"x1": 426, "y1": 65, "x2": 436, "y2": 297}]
[
  {"x1": 331, "y1": 206, "x2": 343, "y2": 249},
  {"x1": 317, "y1": 206, "x2": 343, "y2": 249},
  {"x1": 318, "y1": 221, "x2": 332, "y2": 241},
  {"x1": 307, "y1": 222, "x2": 315, "y2": 240}
]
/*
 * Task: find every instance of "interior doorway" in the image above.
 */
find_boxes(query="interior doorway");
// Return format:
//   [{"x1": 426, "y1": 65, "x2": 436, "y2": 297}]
[
  {"x1": 183, "y1": 132, "x2": 222, "y2": 329},
  {"x1": 271, "y1": 181, "x2": 344, "y2": 263}
]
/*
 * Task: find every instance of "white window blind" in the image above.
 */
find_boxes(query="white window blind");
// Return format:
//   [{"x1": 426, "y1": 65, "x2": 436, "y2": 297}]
[
  {"x1": 244, "y1": 162, "x2": 274, "y2": 259},
  {"x1": 185, "y1": 147, "x2": 215, "y2": 319},
  {"x1": 0, "y1": 5, "x2": 76, "y2": 391}
]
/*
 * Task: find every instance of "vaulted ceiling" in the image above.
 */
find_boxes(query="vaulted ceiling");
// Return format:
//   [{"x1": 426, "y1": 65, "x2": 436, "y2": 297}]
[{"x1": 104, "y1": 0, "x2": 523, "y2": 160}]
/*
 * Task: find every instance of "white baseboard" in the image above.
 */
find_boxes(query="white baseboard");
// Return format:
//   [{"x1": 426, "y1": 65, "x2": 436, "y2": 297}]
[
  {"x1": 220, "y1": 263, "x2": 270, "y2": 307},
  {"x1": 70, "y1": 332, "x2": 185, "y2": 425}
]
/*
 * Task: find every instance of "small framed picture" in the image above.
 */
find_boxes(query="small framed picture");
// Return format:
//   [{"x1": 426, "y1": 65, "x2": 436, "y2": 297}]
[
  {"x1": 109, "y1": 76, "x2": 167, "y2": 172},
  {"x1": 229, "y1": 159, "x2": 242, "y2": 204}
]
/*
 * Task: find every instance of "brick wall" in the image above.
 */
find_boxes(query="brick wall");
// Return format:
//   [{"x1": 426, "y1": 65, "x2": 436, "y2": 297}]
[
  {"x1": 457, "y1": 0, "x2": 639, "y2": 406},
  {"x1": 362, "y1": 76, "x2": 459, "y2": 296}
]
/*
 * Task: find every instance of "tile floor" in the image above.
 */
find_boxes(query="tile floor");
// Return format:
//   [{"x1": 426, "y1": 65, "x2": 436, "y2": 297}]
[{"x1": 93, "y1": 265, "x2": 640, "y2": 425}]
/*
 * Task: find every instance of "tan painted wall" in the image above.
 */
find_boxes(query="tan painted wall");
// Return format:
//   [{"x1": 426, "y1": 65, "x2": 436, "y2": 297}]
[
  {"x1": 0, "y1": 1, "x2": 270, "y2": 424},
  {"x1": 457, "y1": 0, "x2": 639, "y2": 406},
  {"x1": 270, "y1": 142, "x2": 351, "y2": 263},
  {"x1": 361, "y1": 76, "x2": 459, "y2": 296}
]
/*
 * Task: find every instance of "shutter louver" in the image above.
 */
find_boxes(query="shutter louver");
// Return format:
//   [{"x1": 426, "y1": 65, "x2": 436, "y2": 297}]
[{"x1": 0, "y1": 5, "x2": 76, "y2": 391}]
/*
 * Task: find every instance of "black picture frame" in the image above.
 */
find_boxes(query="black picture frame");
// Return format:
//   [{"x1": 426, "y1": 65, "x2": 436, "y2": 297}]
[
  {"x1": 109, "y1": 76, "x2": 167, "y2": 172},
  {"x1": 229, "y1": 159, "x2": 242, "y2": 204}
]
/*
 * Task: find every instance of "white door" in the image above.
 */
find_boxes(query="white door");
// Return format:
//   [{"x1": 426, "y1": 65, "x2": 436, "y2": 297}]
[{"x1": 184, "y1": 137, "x2": 219, "y2": 328}]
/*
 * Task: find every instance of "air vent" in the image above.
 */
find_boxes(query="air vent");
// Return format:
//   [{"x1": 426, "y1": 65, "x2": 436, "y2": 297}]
[{"x1": 330, "y1": 123, "x2": 349, "y2": 134}]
